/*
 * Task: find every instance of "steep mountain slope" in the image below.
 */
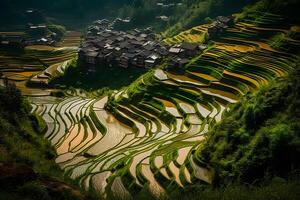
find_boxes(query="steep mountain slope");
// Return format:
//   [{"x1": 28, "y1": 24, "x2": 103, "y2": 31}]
[
  {"x1": 0, "y1": 0, "x2": 255, "y2": 31},
  {"x1": 28, "y1": 1, "x2": 300, "y2": 199},
  {"x1": 0, "y1": 83, "x2": 87, "y2": 200},
  {"x1": 193, "y1": 0, "x2": 300, "y2": 186},
  {"x1": 1, "y1": 0, "x2": 300, "y2": 200},
  {"x1": 197, "y1": 60, "x2": 300, "y2": 185}
]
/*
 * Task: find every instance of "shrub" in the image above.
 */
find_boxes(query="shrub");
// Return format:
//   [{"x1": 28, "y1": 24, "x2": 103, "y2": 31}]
[{"x1": 18, "y1": 182, "x2": 51, "y2": 200}]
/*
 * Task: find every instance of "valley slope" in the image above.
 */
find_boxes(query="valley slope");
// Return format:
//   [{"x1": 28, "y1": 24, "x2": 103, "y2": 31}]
[
  {"x1": 30, "y1": 1, "x2": 300, "y2": 199},
  {"x1": 0, "y1": 0, "x2": 299, "y2": 200}
]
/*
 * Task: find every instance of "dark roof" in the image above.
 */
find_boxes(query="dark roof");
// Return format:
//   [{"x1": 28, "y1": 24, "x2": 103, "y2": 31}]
[
  {"x1": 179, "y1": 58, "x2": 190, "y2": 64},
  {"x1": 126, "y1": 47, "x2": 138, "y2": 54},
  {"x1": 92, "y1": 41, "x2": 106, "y2": 48},
  {"x1": 199, "y1": 44, "x2": 208, "y2": 50},
  {"x1": 128, "y1": 30, "x2": 137, "y2": 35},
  {"x1": 86, "y1": 36, "x2": 97, "y2": 40},
  {"x1": 97, "y1": 53, "x2": 105, "y2": 58},
  {"x1": 181, "y1": 42, "x2": 199, "y2": 50},
  {"x1": 115, "y1": 36, "x2": 124, "y2": 42},
  {"x1": 156, "y1": 47, "x2": 168, "y2": 56},
  {"x1": 105, "y1": 52, "x2": 114, "y2": 57},
  {"x1": 144, "y1": 27, "x2": 153, "y2": 33},
  {"x1": 83, "y1": 46, "x2": 99, "y2": 52},
  {"x1": 140, "y1": 33, "x2": 148, "y2": 38},
  {"x1": 147, "y1": 53, "x2": 160, "y2": 60},
  {"x1": 99, "y1": 32, "x2": 112, "y2": 38},
  {"x1": 134, "y1": 49, "x2": 143, "y2": 54},
  {"x1": 169, "y1": 47, "x2": 182, "y2": 54},
  {"x1": 86, "y1": 51, "x2": 99, "y2": 57},
  {"x1": 208, "y1": 22, "x2": 219, "y2": 29},
  {"x1": 135, "y1": 37, "x2": 145, "y2": 42},
  {"x1": 216, "y1": 16, "x2": 232, "y2": 23},
  {"x1": 122, "y1": 53, "x2": 136, "y2": 59},
  {"x1": 1, "y1": 35, "x2": 24, "y2": 42},
  {"x1": 105, "y1": 39, "x2": 114, "y2": 45},
  {"x1": 118, "y1": 41, "x2": 129, "y2": 48},
  {"x1": 171, "y1": 58, "x2": 190, "y2": 65},
  {"x1": 137, "y1": 50, "x2": 152, "y2": 57},
  {"x1": 125, "y1": 34, "x2": 135, "y2": 39},
  {"x1": 143, "y1": 44, "x2": 155, "y2": 51},
  {"x1": 93, "y1": 38, "x2": 105, "y2": 43},
  {"x1": 129, "y1": 39, "x2": 144, "y2": 46},
  {"x1": 89, "y1": 26, "x2": 101, "y2": 32},
  {"x1": 134, "y1": 28, "x2": 141, "y2": 33},
  {"x1": 95, "y1": 35, "x2": 105, "y2": 41},
  {"x1": 218, "y1": 23, "x2": 228, "y2": 29}
]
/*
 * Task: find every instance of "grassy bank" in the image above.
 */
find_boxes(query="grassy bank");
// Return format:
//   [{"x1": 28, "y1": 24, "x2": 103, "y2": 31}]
[
  {"x1": 195, "y1": 58, "x2": 300, "y2": 186},
  {"x1": 169, "y1": 175, "x2": 300, "y2": 200},
  {"x1": 50, "y1": 61, "x2": 147, "y2": 91},
  {"x1": 0, "y1": 82, "x2": 88, "y2": 200}
]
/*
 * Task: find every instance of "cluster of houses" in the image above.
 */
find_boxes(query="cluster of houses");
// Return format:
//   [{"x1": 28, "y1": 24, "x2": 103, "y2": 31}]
[
  {"x1": 26, "y1": 23, "x2": 59, "y2": 46},
  {"x1": 0, "y1": 9, "x2": 60, "y2": 49},
  {"x1": 156, "y1": 16, "x2": 170, "y2": 22},
  {"x1": 79, "y1": 19, "x2": 210, "y2": 72},
  {"x1": 79, "y1": 20, "x2": 164, "y2": 70},
  {"x1": 0, "y1": 24, "x2": 59, "y2": 49},
  {"x1": 24, "y1": 9, "x2": 59, "y2": 45},
  {"x1": 156, "y1": 1, "x2": 184, "y2": 22},
  {"x1": 0, "y1": 35, "x2": 26, "y2": 49},
  {"x1": 207, "y1": 16, "x2": 234, "y2": 37},
  {"x1": 156, "y1": 2, "x2": 183, "y2": 8},
  {"x1": 89, "y1": 18, "x2": 132, "y2": 32},
  {"x1": 0, "y1": 24, "x2": 58, "y2": 50}
]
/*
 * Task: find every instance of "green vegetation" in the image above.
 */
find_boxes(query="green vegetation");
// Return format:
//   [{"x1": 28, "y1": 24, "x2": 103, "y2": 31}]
[
  {"x1": 50, "y1": 61, "x2": 148, "y2": 91},
  {"x1": 29, "y1": 0, "x2": 300, "y2": 197},
  {"x1": 0, "y1": 83, "x2": 86, "y2": 200},
  {"x1": 163, "y1": 0, "x2": 256, "y2": 36},
  {"x1": 0, "y1": 0, "x2": 255, "y2": 32},
  {"x1": 170, "y1": 176, "x2": 300, "y2": 200},
  {"x1": 0, "y1": 31, "x2": 81, "y2": 95},
  {"x1": 48, "y1": 24, "x2": 67, "y2": 41},
  {"x1": 1, "y1": 0, "x2": 300, "y2": 199},
  {"x1": 269, "y1": 28, "x2": 300, "y2": 53},
  {"x1": 236, "y1": 0, "x2": 300, "y2": 23},
  {"x1": 196, "y1": 60, "x2": 300, "y2": 185}
]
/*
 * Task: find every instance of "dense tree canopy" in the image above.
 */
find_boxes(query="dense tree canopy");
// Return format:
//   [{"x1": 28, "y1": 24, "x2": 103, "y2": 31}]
[{"x1": 0, "y1": 0, "x2": 256, "y2": 31}]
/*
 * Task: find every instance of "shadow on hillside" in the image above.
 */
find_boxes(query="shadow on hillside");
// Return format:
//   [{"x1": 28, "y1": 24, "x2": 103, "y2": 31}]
[{"x1": 50, "y1": 63, "x2": 147, "y2": 90}]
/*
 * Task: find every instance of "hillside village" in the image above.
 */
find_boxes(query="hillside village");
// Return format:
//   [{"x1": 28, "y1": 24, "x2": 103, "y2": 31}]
[
  {"x1": 0, "y1": 25, "x2": 61, "y2": 48},
  {"x1": 156, "y1": 1, "x2": 183, "y2": 21},
  {"x1": 0, "y1": 9, "x2": 63, "y2": 49},
  {"x1": 1, "y1": 0, "x2": 300, "y2": 199},
  {"x1": 78, "y1": 16, "x2": 233, "y2": 71}
]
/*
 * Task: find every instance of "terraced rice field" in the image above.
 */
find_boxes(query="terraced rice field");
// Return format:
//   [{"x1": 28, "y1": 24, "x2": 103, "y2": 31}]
[
  {"x1": 32, "y1": 12, "x2": 299, "y2": 198},
  {"x1": 57, "y1": 31, "x2": 82, "y2": 47},
  {"x1": 164, "y1": 24, "x2": 209, "y2": 45},
  {"x1": 0, "y1": 31, "x2": 82, "y2": 95}
]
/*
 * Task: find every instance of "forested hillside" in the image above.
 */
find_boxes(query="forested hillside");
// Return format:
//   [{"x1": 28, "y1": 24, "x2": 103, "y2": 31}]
[
  {"x1": 0, "y1": 0, "x2": 255, "y2": 31},
  {"x1": 171, "y1": 61, "x2": 300, "y2": 200},
  {"x1": 0, "y1": 0, "x2": 128, "y2": 29},
  {"x1": 0, "y1": 83, "x2": 89, "y2": 200},
  {"x1": 1, "y1": 0, "x2": 300, "y2": 199},
  {"x1": 197, "y1": 60, "x2": 300, "y2": 184}
]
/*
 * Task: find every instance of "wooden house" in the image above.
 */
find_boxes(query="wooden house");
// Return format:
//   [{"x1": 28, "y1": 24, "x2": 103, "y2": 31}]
[
  {"x1": 170, "y1": 57, "x2": 190, "y2": 68},
  {"x1": 0, "y1": 36, "x2": 26, "y2": 49},
  {"x1": 85, "y1": 51, "x2": 99, "y2": 65},
  {"x1": 119, "y1": 53, "x2": 136, "y2": 68},
  {"x1": 181, "y1": 42, "x2": 201, "y2": 57},
  {"x1": 145, "y1": 54, "x2": 161, "y2": 68},
  {"x1": 169, "y1": 46, "x2": 184, "y2": 56}
]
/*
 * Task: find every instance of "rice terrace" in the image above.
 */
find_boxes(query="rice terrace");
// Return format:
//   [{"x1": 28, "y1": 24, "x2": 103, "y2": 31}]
[{"x1": 0, "y1": 1, "x2": 300, "y2": 200}]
